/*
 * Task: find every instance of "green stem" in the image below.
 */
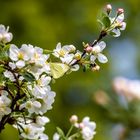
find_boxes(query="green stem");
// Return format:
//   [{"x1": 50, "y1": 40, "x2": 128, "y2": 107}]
[{"x1": 66, "y1": 125, "x2": 74, "y2": 138}]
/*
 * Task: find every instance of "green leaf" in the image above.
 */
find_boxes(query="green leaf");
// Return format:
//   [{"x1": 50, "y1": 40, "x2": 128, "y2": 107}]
[
  {"x1": 102, "y1": 16, "x2": 111, "y2": 28},
  {"x1": 109, "y1": 31, "x2": 117, "y2": 36},
  {"x1": 50, "y1": 63, "x2": 70, "y2": 79},
  {"x1": 97, "y1": 19, "x2": 104, "y2": 27},
  {"x1": 0, "y1": 48, "x2": 9, "y2": 61},
  {"x1": 43, "y1": 49, "x2": 53, "y2": 54},
  {"x1": 101, "y1": 12, "x2": 107, "y2": 18},
  {"x1": 56, "y1": 127, "x2": 65, "y2": 138},
  {"x1": 3, "y1": 44, "x2": 10, "y2": 51},
  {"x1": 22, "y1": 71, "x2": 36, "y2": 82}
]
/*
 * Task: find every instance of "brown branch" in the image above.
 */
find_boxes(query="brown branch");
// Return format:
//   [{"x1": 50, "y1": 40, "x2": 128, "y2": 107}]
[{"x1": 71, "y1": 30, "x2": 107, "y2": 66}]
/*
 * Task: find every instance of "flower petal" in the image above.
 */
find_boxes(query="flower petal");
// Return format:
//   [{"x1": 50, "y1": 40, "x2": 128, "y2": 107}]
[
  {"x1": 90, "y1": 55, "x2": 96, "y2": 62},
  {"x1": 0, "y1": 25, "x2": 6, "y2": 33},
  {"x1": 9, "y1": 44, "x2": 19, "y2": 61},
  {"x1": 97, "y1": 53, "x2": 108, "y2": 63},
  {"x1": 112, "y1": 29, "x2": 121, "y2": 37},
  {"x1": 16, "y1": 60, "x2": 25, "y2": 68},
  {"x1": 116, "y1": 13, "x2": 124, "y2": 22},
  {"x1": 120, "y1": 22, "x2": 126, "y2": 30},
  {"x1": 98, "y1": 41, "x2": 106, "y2": 51},
  {"x1": 71, "y1": 64, "x2": 79, "y2": 71},
  {"x1": 56, "y1": 42, "x2": 61, "y2": 50}
]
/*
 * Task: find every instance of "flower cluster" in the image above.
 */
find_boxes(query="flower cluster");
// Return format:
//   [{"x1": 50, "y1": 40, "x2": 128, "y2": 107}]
[
  {"x1": 2, "y1": 43, "x2": 56, "y2": 139},
  {"x1": 113, "y1": 77, "x2": 140, "y2": 101},
  {"x1": 0, "y1": 4, "x2": 126, "y2": 140},
  {"x1": 101, "y1": 4, "x2": 126, "y2": 37},
  {"x1": 53, "y1": 115, "x2": 96, "y2": 140}
]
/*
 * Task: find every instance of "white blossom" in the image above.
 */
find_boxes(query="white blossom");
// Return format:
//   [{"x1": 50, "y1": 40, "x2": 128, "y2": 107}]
[
  {"x1": 0, "y1": 91, "x2": 11, "y2": 121},
  {"x1": 8, "y1": 62, "x2": 16, "y2": 70},
  {"x1": 53, "y1": 133, "x2": 60, "y2": 140},
  {"x1": 53, "y1": 43, "x2": 76, "y2": 58},
  {"x1": 90, "y1": 41, "x2": 108, "y2": 63},
  {"x1": 113, "y1": 77, "x2": 140, "y2": 101},
  {"x1": 80, "y1": 117, "x2": 96, "y2": 140},
  {"x1": 19, "y1": 123, "x2": 45, "y2": 140},
  {"x1": 0, "y1": 24, "x2": 13, "y2": 43},
  {"x1": 38, "y1": 133, "x2": 49, "y2": 140},
  {"x1": 60, "y1": 53, "x2": 74, "y2": 64},
  {"x1": 20, "y1": 90, "x2": 56, "y2": 115},
  {"x1": 36, "y1": 116, "x2": 50, "y2": 126},
  {"x1": 9, "y1": 44, "x2": 34, "y2": 68},
  {"x1": 111, "y1": 13, "x2": 126, "y2": 37},
  {"x1": 4, "y1": 70, "x2": 15, "y2": 81}
]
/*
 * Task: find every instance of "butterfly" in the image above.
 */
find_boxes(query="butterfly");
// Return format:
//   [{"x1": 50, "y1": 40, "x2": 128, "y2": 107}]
[{"x1": 50, "y1": 63, "x2": 70, "y2": 79}]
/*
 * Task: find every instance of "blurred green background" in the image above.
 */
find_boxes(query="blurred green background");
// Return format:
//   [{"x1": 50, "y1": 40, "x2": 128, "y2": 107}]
[{"x1": 0, "y1": 0, "x2": 140, "y2": 140}]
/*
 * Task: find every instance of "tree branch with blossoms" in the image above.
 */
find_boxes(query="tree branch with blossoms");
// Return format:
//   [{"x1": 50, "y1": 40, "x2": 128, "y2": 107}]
[{"x1": 0, "y1": 4, "x2": 126, "y2": 140}]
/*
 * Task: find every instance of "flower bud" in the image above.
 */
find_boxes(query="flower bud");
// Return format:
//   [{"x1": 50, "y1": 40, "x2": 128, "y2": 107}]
[
  {"x1": 70, "y1": 115, "x2": 78, "y2": 124},
  {"x1": 117, "y1": 8, "x2": 124, "y2": 15},
  {"x1": 92, "y1": 65, "x2": 100, "y2": 71},
  {"x1": 79, "y1": 122, "x2": 85, "y2": 129},
  {"x1": 106, "y1": 4, "x2": 112, "y2": 14},
  {"x1": 85, "y1": 46, "x2": 93, "y2": 53},
  {"x1": 74, "y1": 52, "x2": 81, "y2": 60}
]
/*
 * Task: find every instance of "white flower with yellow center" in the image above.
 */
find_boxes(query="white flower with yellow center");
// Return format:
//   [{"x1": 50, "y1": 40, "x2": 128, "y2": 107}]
[
  {"x1": 9, "y1": 44, "x2": 34, "y2": 68},
  {"x1": 53, "y1": 43, "x2": 76, "y2": 58},
  {"x1": 90, "y1": 41, "x2": 108, "y2": 63},
  {"x1": 20, "y1": 123, "x2": 45, "y2": 140},
  {"x1": 31, "y1": 75, "x2": 51, "y2": 98}
]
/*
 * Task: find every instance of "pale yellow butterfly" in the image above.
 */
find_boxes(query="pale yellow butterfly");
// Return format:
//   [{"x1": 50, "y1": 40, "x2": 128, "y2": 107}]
[{"x1": 50, "y1": 63, "x2": 70, "y2": 79}]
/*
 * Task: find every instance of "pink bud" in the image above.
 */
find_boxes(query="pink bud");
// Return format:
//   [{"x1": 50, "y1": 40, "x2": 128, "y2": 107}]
[
  {"x1": 85, "y1": 46, "x2": 93, "y2": 53},
  {"x1": 70, "y1": 115, "x2": 78, "y2": 124},
  {"x1": 117, "y1": 8, "x2": 124, "y2": 15},
  {"x1": 79, "y1": 123, "x2": 85, "y2": 129},
  {"x1": 106, "y1": 4, "x2": 112, "y2": 14}
]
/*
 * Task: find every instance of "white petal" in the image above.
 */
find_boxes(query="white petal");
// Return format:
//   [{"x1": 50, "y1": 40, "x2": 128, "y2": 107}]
[
  {"x1": 98, "y1": 41, "x2": 106, "y2": 51},
  {"x1": 9, "y1": 62, "x2": 16, "y2": 70},
  {"x1": 116, "y1": 13, "x2": 124, "y2": 22},
  {"x1": 90, "y1": 55, "x2": 96, "y2": 62},
  {"x1": 97, "y1": 53, "x2": 108, "y2": 63},
  {"x1": 20, "y1": 44, "x2": 31, "y2": 61},
  {"x1": 71, "y1": 64, "x2": 79, "y2": 71},
  {"x1": 16, "y1": 60, "x2": 25, "y2": 68},
  {"x1": 60, "y1": 54, "x2": 74, "y2": 64},
  {"x1": 2, "y1": 33, "x2": 13, "y2": 43},
  {"x1": 63, "y1": 45, "x2": 76, "y2": 52},
  {"x1": 112, "y1": 29, "x2": 121, "y2": 37},
  {"x1": 33, "y1": 101, "x2": 41, "y2": 108},
  {"x1": 9, "y1": 44, "x2": 19, "y2": 61},
  {"x1": 35, "y1": 46, "x2": 43, "y2": 54},
  {"x1": 120, "y1": 22, "x2": 126, "y2": 30},
  {"x1": 53, "y1": 133, "x2": 60, "y2": 140},
  {"x1": 0, "y1": 25, "x2": 6, "y2": 33},
  {"x1": 56, "y1": 42, "x2": 61, "y2": 50}
]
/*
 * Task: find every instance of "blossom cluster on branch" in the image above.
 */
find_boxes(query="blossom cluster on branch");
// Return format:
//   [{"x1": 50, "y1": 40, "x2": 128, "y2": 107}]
[{"x1": 0, "y1": 4, "x2": 126, "y2": 140}]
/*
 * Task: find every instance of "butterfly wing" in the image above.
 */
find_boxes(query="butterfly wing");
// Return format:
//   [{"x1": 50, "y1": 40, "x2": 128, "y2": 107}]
[{"x1": 50, "y1": 63, "x2": 70, "y2": 79}]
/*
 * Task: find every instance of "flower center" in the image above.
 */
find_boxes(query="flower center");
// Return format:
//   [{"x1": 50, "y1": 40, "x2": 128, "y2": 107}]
[
  {"x1": 59, "y1": 49, "x2": 65, "y2": 57},
  {"x1": 18, "y1": 52, "x2": 24, "y2": 59}
]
